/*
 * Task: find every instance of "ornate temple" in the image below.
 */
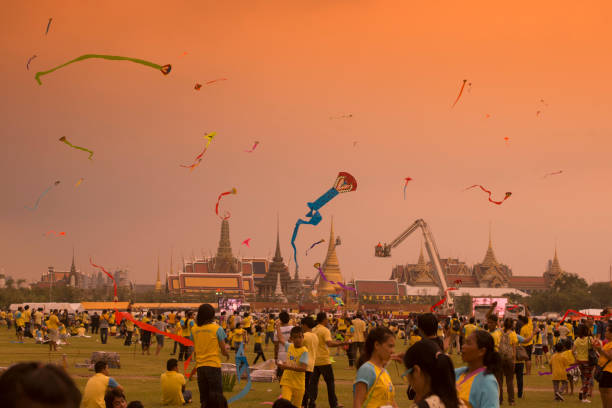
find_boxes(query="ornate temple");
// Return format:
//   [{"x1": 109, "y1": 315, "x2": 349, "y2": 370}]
[
  {"x1": 317, "y1": 218, "x2": 346, "y2": 296},
  {"x1": 391, "y1": 232, "x2": 567, "y2": 294},
  {"x1": 167, "y1": 218, "x2": 299, "y2": 298}
]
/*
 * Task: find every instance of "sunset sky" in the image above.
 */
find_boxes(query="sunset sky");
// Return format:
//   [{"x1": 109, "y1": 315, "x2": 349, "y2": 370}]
[{"x1": 2, "y1": 1, "x2": 612, "y2": 285}]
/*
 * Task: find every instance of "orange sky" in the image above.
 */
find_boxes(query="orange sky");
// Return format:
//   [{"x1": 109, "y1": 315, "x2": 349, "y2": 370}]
[{"x1": 2, "y1": 1, "x2": 612, "y2": 285}]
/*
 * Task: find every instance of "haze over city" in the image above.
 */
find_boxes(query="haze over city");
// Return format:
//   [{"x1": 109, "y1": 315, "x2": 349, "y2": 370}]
[{"x1": 2, "y1": 1, "x2": 612, "y2": 285}]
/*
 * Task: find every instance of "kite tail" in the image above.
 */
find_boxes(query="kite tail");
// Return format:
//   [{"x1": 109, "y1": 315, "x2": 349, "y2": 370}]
[
  {"x1": 35, "y1": 54, "x2": 166, "y2": 85},
  {"x1": 451, "y1": 79, "x2": 467, "y2": 108},
  {"x1": 291, "y1": 212, "x2": 323, "y2": 271}
]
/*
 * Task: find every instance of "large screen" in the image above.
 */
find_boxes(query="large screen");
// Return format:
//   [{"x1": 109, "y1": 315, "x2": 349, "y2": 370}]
[
  {"x1": 218, "y1": 298, "x2": 242, "y2": 313},
  {"x1": 472, "y1": 297, "x2": 507, "y2": 318}
]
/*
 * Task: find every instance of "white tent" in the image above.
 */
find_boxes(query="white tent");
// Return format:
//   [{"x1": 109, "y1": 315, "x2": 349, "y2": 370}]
[{"x1": 9, "y1": 302, "x2": 82, "y2": 313}]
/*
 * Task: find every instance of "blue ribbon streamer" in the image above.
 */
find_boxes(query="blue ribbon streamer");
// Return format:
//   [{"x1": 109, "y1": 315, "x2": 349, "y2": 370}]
[
  {"x1": 291, "y1": 187, "x2": 338, "y2": 271},
  {"x1": 228, "y1": 343, "x2": 252, "y2": 404}
]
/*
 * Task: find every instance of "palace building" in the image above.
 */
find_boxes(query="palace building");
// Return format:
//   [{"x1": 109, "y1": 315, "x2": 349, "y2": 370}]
[{"x1": 391, "y1": 232, "x2": 568, "y2": 295}]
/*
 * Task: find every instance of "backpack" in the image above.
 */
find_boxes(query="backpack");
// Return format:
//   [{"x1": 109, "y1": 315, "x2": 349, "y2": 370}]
[
  {"x1": 499, "y1": 331, "x2": 514, "y2": 361},
  {"x1": 452, "y1": 319, "x2": 461, "y2": 332}
]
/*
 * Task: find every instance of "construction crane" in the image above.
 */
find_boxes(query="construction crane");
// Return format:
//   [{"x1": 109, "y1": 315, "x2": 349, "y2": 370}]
[{"x1": 375, "y1": 219, "x2": 454, "y2": 311}]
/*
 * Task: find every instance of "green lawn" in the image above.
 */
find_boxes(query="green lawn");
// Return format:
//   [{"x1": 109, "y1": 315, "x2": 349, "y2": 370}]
[{"x1": 0, "y1": 329, "x2": 601, "y2": 407}]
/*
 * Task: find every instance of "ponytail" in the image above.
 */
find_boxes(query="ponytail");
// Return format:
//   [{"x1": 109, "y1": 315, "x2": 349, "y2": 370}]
[{"x1": 474, "y1": 330, "x2": 501, "y2": 375}]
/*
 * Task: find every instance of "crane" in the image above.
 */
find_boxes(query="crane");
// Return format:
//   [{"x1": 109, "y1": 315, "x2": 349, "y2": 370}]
[{"x1": 374, "y1": 219, "x2": 454, "y2": 310}]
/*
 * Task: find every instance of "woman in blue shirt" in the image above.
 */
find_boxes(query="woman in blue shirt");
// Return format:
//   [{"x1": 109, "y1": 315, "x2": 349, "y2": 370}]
[{"x1": 455, "y1": 330, "x2": 501, "y2": 408}]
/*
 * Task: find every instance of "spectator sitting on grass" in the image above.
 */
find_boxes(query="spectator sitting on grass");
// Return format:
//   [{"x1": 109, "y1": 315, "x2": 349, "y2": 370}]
[
  {"x1": 161, "y1": 358, "x2": 193, "y2": 405},
  {"x1": 82, "y1": 361, "x2": 123, "y2": 408}
]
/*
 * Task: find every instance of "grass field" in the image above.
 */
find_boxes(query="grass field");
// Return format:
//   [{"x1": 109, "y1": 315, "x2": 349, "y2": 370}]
[{"x1": 0, "y1": 328, "x2": 602, "y2": 407}]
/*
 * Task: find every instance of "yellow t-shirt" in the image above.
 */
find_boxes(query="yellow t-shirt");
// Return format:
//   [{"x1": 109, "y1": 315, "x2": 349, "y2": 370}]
[
  {"x1": 280, "y1": 344, "x2": 309, "y2": 389},
  {"x1": 410, "y1": 335, "x2": 422, "y2": 345},
  {"x1": 303, "y1": 331, "x2": 319, "y2": 372},
  {"x1": 233, "y1": 328, "x2": 245, "y2": 343},
  {"x1": 574, "y1": 337, "x2": 590, "y2": 362},
  {"x1": 23, "y1": 310, "x2": 31, "y2": 324},
  {"x1": 125, "y1": 318, "x2": 134, "y2": 331},
  {"x1": 352, "y1": 318, "x2": 366, "y2": 342},
  {"x1": 355, "y1": 362, "x2": 395, "y2": 408},
  {"x1": 266, "y1": 320, "x2": 275, "y2": 333},
  {"x1": 464, "y1": 324, "x2": 477, "y2": 339},
  {"x1": 490, "y1": 328, "x2": 502, "y2": 351},
  {"x1": 313, "y1": 324, "x2": 333, "y2": 366},
  {"x1": 243, "y1": 316, "x2": 252, "y2": 329},
  {"x1": 598, "y1": 341, "x2": 612, "y2": 373},
  {"x1": 254, "y1": 333, "x2": 263, "y2": 344},
  {"x1": 338, "y1": 319, "x2": 347, "y2": 331},
  {"x1": 81, "y1": 373, "x2": 111, "y2": 408},
  {"x1": 180, "y1": 318, "x2": 190, "y2": 337},
  {"x1": 562, "y1": 349, "x2": 576, "y2": 365},
  {"x1": 520, "y1": 319, "x2": 534, "y2": 346},
  {"x1": 161, "y1": 370, "x2": 186, "y2": 405},
  {"x1": 47, "y1": 314, "x2": 60, "y2": 330},
  {"x1": 551, "y1": 353, "x2": 569, "y2": 380},
  {"x1": 77, "y1": 327, "x2": 86, "y2": 336},
  {"x1": 192, "y1": 323, "x2": 226, "y2": 368},
  {"x1": 565, "y1": 322, "x2": 574, "y2": 339},
  {"x1": 15, "y1": 312, "x2": 25, "y2": 327},
  {"x1": 168, "y1": 313, "x2": 176, "y2": 325}
]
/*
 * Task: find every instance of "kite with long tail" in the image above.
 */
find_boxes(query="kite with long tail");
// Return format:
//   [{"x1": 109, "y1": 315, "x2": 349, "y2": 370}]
[
  {"x1": 205, "y1": 78, "x2": 228, "y2": 85},
  {"x1": 44, "y1": 230, "x2": 66, "y2": 237},
  {"x1": 215, "y1": 188, "x2": 237, "y2": 220},
  {"x1": 59, "y1": 136, "x2": 94, "y2": 160},
  {"x1": 90, "y1": 258, "x2": 194, "y2": 374},
  {"x1": 242, "y1": 238, "x2": 251, "y2": 247},
  {"x1": 305, "y1": 239, "x2": 325, "y2": 255},
  {"x1": 403, "y1": 177, "x2": 412, "y2": 200},
  {"x1": 543, "y1": 170, "x2": 563, "y2": 178},
  {"x1": 26, "y1": 55, "x2": 37, "y2": 70},
  {"x1": 314, "y1": 263, "x2": 356, "y2": 292},
  {"x1": 465, "y1": 185, "x2": 512, "y2": 205},
  {"x1": 180, "y1": 132, "x2": 216, "y2": 171},
  {"x1": 451, "y1": 79, "x2": 468, "y2": 108},
  {"x1": 75, "y1": 178, "x2": 84, "y2": 187},
  {"x1": 290, "y1": 172, "x2": 357, "y2": 271},
  {"x1": 228, "y1": 343, "x2": 252, "y2": 403},
  {"x1": 34, "y1": 54, "x2": 171, "y2": 85},
  {"x1": 25, "y1": 181, "x2": 60, "y2": 211}
]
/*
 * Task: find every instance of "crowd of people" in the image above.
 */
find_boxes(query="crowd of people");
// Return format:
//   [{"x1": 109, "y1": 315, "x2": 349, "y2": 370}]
[{"x1": 0, "y1": 303, "x2": 611, "y2": 408}]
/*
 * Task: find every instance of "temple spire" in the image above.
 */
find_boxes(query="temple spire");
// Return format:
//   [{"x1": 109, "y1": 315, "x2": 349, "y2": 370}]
[
  {"x1": 482, "y1": 224, "x2": 498, "y2": 266},
  {"x1": 273, "y1": 213, "x2": 282, "y2": 262},
  {"x1": 70, "y1": 247, "x2": 76, "y2": 273},
  {"x1": 215, "y1": 219, "x2": 234, "y2": 260},
  {"x1": 155, "y1": 255, "x2": 162, "y2": 292},
  {"x1": 318, "y1": 217, "x2": 344, "y2": 295}
]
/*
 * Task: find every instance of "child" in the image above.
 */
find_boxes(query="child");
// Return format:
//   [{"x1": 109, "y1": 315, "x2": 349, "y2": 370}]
[
  {"x1": 533, "y1": 329, "x2": 544, "y2": 368},
  {"x1": 560, "y1": 339, "x2": 577, "y2": 396},
  {"x1": 278, "y1": 326, "x2": 309, "y2": 408},
  {"x1": 334, "y1": 330, "x2": 344, "y2": 356},
  {"x1": 253, "y1": 325, "x2": 266, "y2": 364},
  {"x1": 550, "y1": 342, "x2": 570, "y2": 401},
  {"x1": 409, "y1": 327, "x2": 422, "y2": 346}
]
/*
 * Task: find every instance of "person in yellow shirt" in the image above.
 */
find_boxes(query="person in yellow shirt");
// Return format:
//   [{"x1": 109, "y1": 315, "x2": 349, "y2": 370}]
[
  {"x1": 252, "y1": 325, "x2": 266, "y2": 364},
  {"x1": 300, "y1": 316, "x2": 319, "y2": 408},
  {"x1": 573, "y1": 324, "x2": 595, "y2": 402},
  {"x1": 23, "y1": 306, "x2": 32, "y2": 338},
  {"x1": 550, "y1": 343, "x2": 570, "y2": 401},
  {"x1": 560, "y1": 339, "x2": 577, "y2": 396},
  {"x1": 353, "y1": 327, "x2": 397, "y2": 408},
  {"x1": 278, "y1": 327, "x2": 310, "y2": 407},
  {"x1": 123, "y1": 309, "x2": 135, "y2": 346},
  {"x1": 47, "y1": 309, "x2": 60, "y2": 352},
  {"x1": 233, "y1": 323, "x2": 248, "y2": 352},
  {"x1": 161, "y1": 358, "x2": 193, "y2": 405},
  {"x1": 191, "y1": 304, "x2": 229, "y2": 408},
  {"x1": 14, "y1": 307, "x2": 25, "y2": 343},
  {"x1": 307, "y1": 312, "x2": 348, "y2": 408},
  {"x1": 82, "y1": 361, "x2": 123, "y2": 408},
  {"x1": 593, "y1": 324, "x2": 612, "y2": 406},
  {"x1": 409, "y1": 328, "x2": 422, "y2": 346},
  {"x1": 265, "y1": 314, "x2": 276, "y2": 346},
  {"x1": 518, "y1": 313, "x2": 534, "y2": 375},
  {"x1": 178, "y1": 312, "x2": 192, "y2": 361},
  {"x1": 498, "y1": 318, "x2": 519, "y2": 405},
  {"x1": 351, "y1": 312, "x2": 367, "y2": 361},
  {"x1": 463, "y1": 317, "x2": 478, "y2": 344},
  {"x1": 242, "y1": 312, "x2": 253, "y2": 335}
]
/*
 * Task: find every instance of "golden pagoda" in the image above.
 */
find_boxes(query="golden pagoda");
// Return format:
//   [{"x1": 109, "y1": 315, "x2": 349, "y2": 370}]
[
  {"x1": 155, "y1": 255, "x2": 162, "y2": 292},
  {"x1": 317, "y1": 217, "x2": 345, "y2": 295}
]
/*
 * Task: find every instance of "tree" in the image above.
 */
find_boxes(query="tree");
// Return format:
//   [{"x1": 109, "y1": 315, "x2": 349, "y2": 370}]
[{"x1": 454, "y1": 294, "x2": 473, "y2": 316}]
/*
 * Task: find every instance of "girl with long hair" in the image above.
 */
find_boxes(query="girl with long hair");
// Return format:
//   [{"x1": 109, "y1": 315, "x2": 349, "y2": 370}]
[
  {"x1": 192, "y1": 303, "x2": 229, "y2": 408},
  {"x1": 353, "y1": 327, "x2": 397, "y2": 408},
  {"x1": 573, "y1": 324, "x2": 594, "y2": 402},
  {"x1": 456, "y1": 330, "x2": 501, "y2": 408},
  {"x1": 403, "y1": 339, "x2": 466, "y2": 408}
]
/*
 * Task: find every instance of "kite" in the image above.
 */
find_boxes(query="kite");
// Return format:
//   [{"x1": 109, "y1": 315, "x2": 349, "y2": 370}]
[
  {"x1": 540, "y1": 99, "x2": 549, "y2": 107},
  {"x1": 305, "y1": 239, "x2": 325, "y2": 255},
  {"x1": 536, "y1": 110, "x2": 542, "y2": 117},
  {"x1": 25, "y1": 180, "x2": 60, "y2": 211},
  {"x1": 194, "y1": 83, "x2": 202, "y2": 90},
  {"x1": 228, "y1": 343, "x2": 252, "y2": 403},
  {"x1": 484, "y1": 114, "x2": 491, "y2": 119},
  {"x1": 451, "y1": 79, "x2": 468, "y2": 108},
  {"x1": 44, "y1": 231, "x2": 66, "y2": 237},
  {"x1": 506, "y1": 305, "x2": 521, "y2": 311},
  {"x1": 329, "y1": 114, "x2": 353, "y2": 120},
  {"x1": 45, "y1": 18, "x2": 52, "y2": 35},
  {"x1": 26, "y1": 55, "x2": 37, "y2": 70},
  {"x1": 75, "y1": 178, "x2": 84, "y2": 187},
  {"x1": 430, "y1": 297, "x2": 447, "y2": 312},
  {"x1": 34, "y1": 54, "x2": 171, "y2": 85},
  {"x1": 205, "y1": 78, "x2": 228, "y2": 85},
  {"x1": 543, "y1": 170, "x2": 563, "y2": 178},
  {"x1": 328, "y1": 294, "x2": 344, "y2": 306},
  {"x1": 290, "y1": 172, "x2": 357, "y2": 271},
  {"x1": 559, "y1": 309, "x2": 612, "y2": 324},
  {"x1": 215, "y1": 188, "x2": 237, "y2": 220},
  {"x1": 503, "y1": 137, "x2": 510, "y2": 144},
  {"x1": 403, "y1": 177, "x2": 412, "y2": 200},
  {"x1": 245, "y1": 141, "x2": 259, "y2": 153},
  {"x1": 59, "y1": 136, "x2": 94, "y2": 160},
  {"x1": 465, "y1": 185, "x2": 512, "y2": 205},
  {"x1": 314, "y1": 263, "x2": 356, "y2": 292},
  {"x1": 180, "y1": 132, "x2": 216, "y2": 171},
  {"x1": 180, "y1": 52, "x2": 188, "y2": 57},
  {"x1": 353, "y1": 141, "x2": 358, "y2": 148},
  {"x1": 242, "y1": 238, "x2": 251, "y2": 247}
]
